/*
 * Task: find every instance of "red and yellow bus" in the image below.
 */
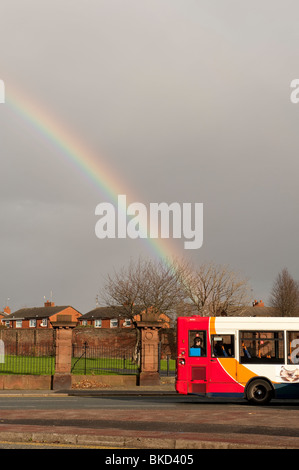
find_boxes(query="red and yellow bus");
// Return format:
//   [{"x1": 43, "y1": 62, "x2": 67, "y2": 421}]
[{"x1": 176, "y1": 316, "x2": 299, "y2": 405}]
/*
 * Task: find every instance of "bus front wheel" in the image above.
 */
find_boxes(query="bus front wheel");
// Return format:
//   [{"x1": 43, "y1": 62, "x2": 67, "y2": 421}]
[{"x1": 246, "y1": 379, "x2": 273, "y2": 406}]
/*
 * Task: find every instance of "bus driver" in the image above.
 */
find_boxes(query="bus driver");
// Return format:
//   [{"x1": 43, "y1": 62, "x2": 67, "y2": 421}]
[{"x1": 190, "y1": 336, "x2": 205, "y2": 357}]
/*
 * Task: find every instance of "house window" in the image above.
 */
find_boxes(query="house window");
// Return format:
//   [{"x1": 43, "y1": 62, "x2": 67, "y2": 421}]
[
  {"x1": 5, "y1": 321, "x2": 10, "y2": 328},
  {"x1": 82, "y1": 319, "x2": 88, "y2": 326},
  {"x1": 41, "y1": 318, "x2": 48, "y2": 327},
  {"x1": 16, "y1": 320, "x2": 22, "y2": 328},
  {"x1": 110, "y1": 318, "x2": 118, "y2": 328},
  {"x1": 123, "y1": 318, "x2": 131, "y2": 327},
  {"x1": 29, "y1": 319, "x2": 36, "y2": 328},
  {"x1": 94, "y1": 319, "x2": 102, "y2": 328}
]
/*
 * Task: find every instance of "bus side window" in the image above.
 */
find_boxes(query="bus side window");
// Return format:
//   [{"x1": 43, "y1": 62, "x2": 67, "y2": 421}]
[
  {"x1": 287, "y1": 332, "x2": 299, "y2": 364},
  {"x1": 211, "y1": 335, "x2": 235, "y2": 358},
  {"x1": 240, "y1": 331, "x2": 284, "y2": 364},
  {"x1": 189, "y1": 331, "x2": 207, "y2": 357}
]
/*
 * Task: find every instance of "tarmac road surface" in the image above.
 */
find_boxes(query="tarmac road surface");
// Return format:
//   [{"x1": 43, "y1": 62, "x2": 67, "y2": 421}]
[{"x1": 0, "y1": 393, "x2": 298, "y2": 449}]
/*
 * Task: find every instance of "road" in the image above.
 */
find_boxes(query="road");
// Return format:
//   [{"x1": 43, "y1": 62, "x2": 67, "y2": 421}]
[
  {"x1": 0, "y1": 395, "x2": 298, "y2": 449},
  {"x1": 1, "y1": 394, "x2": 245, "y2": 409},
  {"x1": 0, "y1": 394, "x2": 298, "y2": 410}
]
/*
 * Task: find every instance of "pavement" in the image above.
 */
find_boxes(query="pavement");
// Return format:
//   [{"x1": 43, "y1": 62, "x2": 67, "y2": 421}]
[
  {"x1": 0, "y1": 382, "x2": 176, "y2": 397},
  {"x1": 0, "y1": 383, "x2": 298, "y2": 449}
]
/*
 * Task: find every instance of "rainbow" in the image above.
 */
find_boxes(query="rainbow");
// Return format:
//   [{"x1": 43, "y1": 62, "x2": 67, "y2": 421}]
[{"x1": 6, "y1": 84, "x2": 181, "y2": 265}]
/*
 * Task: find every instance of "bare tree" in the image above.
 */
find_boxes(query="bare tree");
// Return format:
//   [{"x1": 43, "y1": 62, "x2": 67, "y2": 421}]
[
  {"x1": 101, "y1": 257, "x2": 250, "y2": 320},
  {"x1": 176, "y1": 260, "x2": 250, "y2": 316},
  {"x1": 100, "y1": 256, "x2": 185, "y2": 322},
  {"x1": 100, "y1": 256, "x2": 185, "y2": 363},
  {"x1": 269, "y1": 268, "x2": 299, "y2": 316},
  {"x1": 100, "y1": 258, "x2": 143, "y2": 318}
]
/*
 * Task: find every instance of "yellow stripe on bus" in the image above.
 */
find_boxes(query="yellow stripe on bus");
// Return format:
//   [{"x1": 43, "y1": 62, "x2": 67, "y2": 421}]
[
  {"x1": 218, "y1": 358, "x2": 258, "y2": 386},
  {"x1": 209, "y1": 317, "x2": 216, "y2": 335}
]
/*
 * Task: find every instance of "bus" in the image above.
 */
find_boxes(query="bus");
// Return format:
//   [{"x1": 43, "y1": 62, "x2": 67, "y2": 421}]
[{"x1": 176, "y1": 316, "x2": 299, "y2": 405}]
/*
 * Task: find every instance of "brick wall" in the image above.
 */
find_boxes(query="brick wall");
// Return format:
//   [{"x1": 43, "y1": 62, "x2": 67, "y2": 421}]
[
  {"x1": 0, "y1": 326, "x2": 176, "y2": 357},
  {"x1": 0, "y1": 327, "x2": 55, "y2": 348},
  {"x1": 73, "y1": 327, "x2": 137, "y2": 349},
  {"x1": 160, "y1": 328, "x2": 176, "y2": 358}
]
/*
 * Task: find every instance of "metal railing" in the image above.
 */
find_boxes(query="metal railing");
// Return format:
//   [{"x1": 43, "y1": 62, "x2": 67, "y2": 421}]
[
  {"x1": 0, "y1": 343, "x2": 55, "y2": 375},
  {"x1": 71, "y1": 342, "x2": 140, "y2": 375},
  {"x1": 158, "y1": 342, "x2": 176, "y2": 376},
  {"x1": 0, "y1": 340, "x2": 175, "y2": 377}
]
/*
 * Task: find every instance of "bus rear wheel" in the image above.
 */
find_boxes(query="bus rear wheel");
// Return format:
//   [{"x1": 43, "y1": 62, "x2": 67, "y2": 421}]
[{"x1": 246, "y1": 379, "x2": 273, "y2": 406}]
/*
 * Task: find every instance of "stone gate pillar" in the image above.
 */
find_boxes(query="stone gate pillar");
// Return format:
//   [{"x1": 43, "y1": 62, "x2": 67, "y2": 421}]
[
  {"x1": 51, "y1": 319, "x2": 77, "y2": 390},
  {"x1": 135, "y1": 311, "x2": 163, "y2": 386}
]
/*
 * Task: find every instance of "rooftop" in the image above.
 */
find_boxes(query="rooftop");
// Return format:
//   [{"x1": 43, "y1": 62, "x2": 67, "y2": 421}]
[{"x1": 5, "y1": 305, "x2": 81, "y2": 320}]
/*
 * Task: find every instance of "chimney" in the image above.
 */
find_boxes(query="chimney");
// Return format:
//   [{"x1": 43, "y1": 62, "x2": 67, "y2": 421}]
[
  {"x1": 4, "y1": 306, "x2": 10, "y2": 315},
  {"x1": 44, "y1": 300, "x2": 55, "y2": 307}
]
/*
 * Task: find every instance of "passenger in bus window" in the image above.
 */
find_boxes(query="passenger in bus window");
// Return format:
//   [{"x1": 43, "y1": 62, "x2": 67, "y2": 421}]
[
  {"x1": 213, "y1": 340, "x2": 228, "y2": 357},
  {"x1": 242, "y1": 342, "x2": 251, "y2": 359},
  {"x1": 190, "y1": 337, "x2": 205, "y2": 357}
]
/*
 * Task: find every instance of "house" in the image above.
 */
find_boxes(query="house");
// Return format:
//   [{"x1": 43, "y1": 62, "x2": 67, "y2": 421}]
[
  {"x1": 217, "y1": 299, "x2": 275, "y2": 317},
  {"x1": 3, "y1": 301, "x2": 82, "y2": 329},
  {"x1": 79, "y1": 306, "x2": 139, "y2": 329},
  {"x1": 238, "y1": 300, "x2": 278, "y2": 317},
  {"x1": 133, "y1": 306, "x2": 171, "y2": 328},
  {"x1": 175, "y1": 299, "x2": 279, "y2": 317},
  {"x1": 79, "y1": 305, "x2": 171, "y2": 329},
  {"x1": 0, "y1": 306, "x2": 11, "y2": 323}
]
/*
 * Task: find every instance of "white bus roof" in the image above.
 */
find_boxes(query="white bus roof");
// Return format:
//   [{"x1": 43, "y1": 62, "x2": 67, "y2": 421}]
[{"x1": 180, "y1": 316, "x2": 299, "y2": 331}]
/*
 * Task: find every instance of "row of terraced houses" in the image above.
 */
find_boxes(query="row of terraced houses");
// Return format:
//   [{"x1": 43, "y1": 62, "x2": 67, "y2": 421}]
[
  {"x1": 0, "y1": 298, "x2": 276, "y2": 331},
  {"x1": 0, "y1": 301, "x2": 172, "y2": 330}
]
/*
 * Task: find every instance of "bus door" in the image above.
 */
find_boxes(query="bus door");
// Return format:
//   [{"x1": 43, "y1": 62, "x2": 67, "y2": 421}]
[
  {"x1": 208, "y1": 334, "x2": 237, "y2": 393},
  {"x1": 188, "y1": 330, "x2": 209, "y2": 394}
]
